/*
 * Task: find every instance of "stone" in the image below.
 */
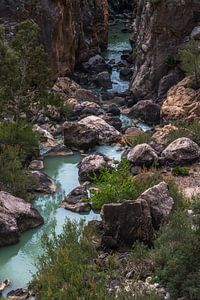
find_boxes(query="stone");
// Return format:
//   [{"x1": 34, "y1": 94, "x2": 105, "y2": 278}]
[
  {"x1": 79, "y1": 116, "x2": 122, "y2": 144},
  {"x1": 29, "y1": 160, "x2": 44, "y2": 171},
  {"x1": 162, "y1": 137, "x2": 200, "y2": 166},
  {"x1": 0, "y1": 279, "x2": 11, "y2": 293},
  {"x1": 33, "y1": 124, "x2": 56, "y2": 148},
  {"x1": 0, "y1": 191, "x2": 44, "y2": 247},
  {"x1": 95, "y1": 71, "x2": 112, "y2": 89},
  {"x1": 101, "y1": 182, "x2": 174, "y2": 247},
  {"x1": 78, "y1": 153, "x2": 114, "y2": 181},
  {"x1": 161, "y1": 78, "x2": 200, "y2": 121},
  {"x1": 63, "y1": 121, "x2": 99, "y2": 150},
  {"x1": 7, "y1": 288, "x2": 35, "y2": 300},
  {"x1": 191, "y1": 26, "x2": 200, "y2": 40},
  {"x1": 102, "y1": 115, "x2": 122, "y2": 131},
  {"x1": 129, "y1": 100, "x2": 161, "y2": 125},
  {"x1": 125, "y1": 143, "x2": 158, "y2": 167},
  {"x1": 30, "y1": 171, "x2": 57, "y2": 194},
  {"x1": 61, "y1": 184, "x2": 91, "y2": 213},
  {"x1": 73, "y1": 101, "x2": 102, "y2": 117},
  {"x1": 104, "y1": 103, "x2": 121, "y2": 116}
]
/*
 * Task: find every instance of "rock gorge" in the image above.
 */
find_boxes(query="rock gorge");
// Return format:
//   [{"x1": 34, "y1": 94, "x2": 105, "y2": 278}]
[{"x1": 0, "y1": 0, "x2": 109, "y2": 75}]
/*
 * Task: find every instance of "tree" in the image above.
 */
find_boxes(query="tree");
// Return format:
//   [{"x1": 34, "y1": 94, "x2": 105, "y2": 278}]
[
  {"x1": 179, "y1": 39, "x2": 200, "y2": 89},
  {"x1": 0, "y1": 20, "x2": 52, "y2": 120}
]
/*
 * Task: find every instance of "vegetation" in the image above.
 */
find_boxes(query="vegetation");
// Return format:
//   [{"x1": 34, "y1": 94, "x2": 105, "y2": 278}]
[
  {"x1": 153, "y1": 196, "x2": 200, "y2": 299},
  {"x1": 172, "y1": 166, "x2": 190, "y2": 176},
  {"x1": 0, "y1": 145, "x2": 37, "y2": 199},
  {"x1": 166, "y1": 120, "x2": 200, "y2": 145},
  {"x1": 89, "y1": 161, "x2": 160, "y2": 210},
  {"x1": 125, "y1": 131, "x2": 153, "y2": 147},
  {"x1": 179, "y1": 39, "x2": 200, "y2": 89},
  {"x1": 32, "y1": 220, "x2": 110, "y2": 300}
]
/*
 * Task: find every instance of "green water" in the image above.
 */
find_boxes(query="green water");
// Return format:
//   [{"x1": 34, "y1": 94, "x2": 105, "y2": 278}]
[
  {"x1": 0, "y1": 146, "x2": 122, "y2": 295},
  {"x1": 103, "y1": 24, "x2": 132, "y2": 93}
]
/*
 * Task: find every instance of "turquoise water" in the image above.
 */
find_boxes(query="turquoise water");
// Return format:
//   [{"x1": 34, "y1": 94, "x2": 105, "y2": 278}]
[
  {"x1": 103, "y1": 24, "x2": 132, "y2": 93},
  {"x1": 0, "y1": 146, "x2": 121, "y2": 295}
]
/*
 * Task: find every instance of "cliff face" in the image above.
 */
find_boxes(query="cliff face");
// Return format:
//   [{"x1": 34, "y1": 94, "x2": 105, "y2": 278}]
[
  {"x1": 0, "y1": 0, "x2": 109, "y2": 76},
  {"x1": 130, "y1": 0, "x2": 200, "y2": 100}
]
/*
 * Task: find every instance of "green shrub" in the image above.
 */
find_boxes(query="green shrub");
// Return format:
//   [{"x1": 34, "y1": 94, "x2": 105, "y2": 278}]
[
  {"x1": 0, "y1": 145, "x2": 37, "y2": 199},
  {"x1": 89, "y1": 161, "x2": 160, "y2": 210},
  {"x1": 172, "y1": 166, "x2": 190, "y2": 177},
  {"x1": 0, "y1": 121, "x2": 39, "y2": 163},
  {"x1": 125, "y1": 131, "x2": 153, "y2": 147},
  {"x1": 166, "y1": 120, "x2": 200, "y2": 145},
  {"x1": 32, "y1": 220, "x2": 111, "y2": 300},
  {"x1": 153, "y1": 196, "x2": 200, "y2": 299}
]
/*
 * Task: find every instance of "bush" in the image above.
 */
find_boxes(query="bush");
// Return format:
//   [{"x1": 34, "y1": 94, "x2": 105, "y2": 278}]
[
  {"x1": 0, "y1": 145, "x2": 37, "y2": 199},
  {"x1": 125, "y1": 131, "x2": 153, "y2": 147},
  {"x1": 153, "y1": 196, "x2": 200, "y2": 299},
  {"x1": 166, "y1": 120, "x2": 200, "y2": 145},
  {"x1": 89, "y1": 161, "x2": 160, "y2": 210},
  {"x1": 172, "y1": 166, "x2": 189, "y2": 177},
  {"x1": 0, "y1": 121, "x2": 39, "y2": 163},
  {"x1": 32, "y1": 220, "x2": 111, "y2": 300}
]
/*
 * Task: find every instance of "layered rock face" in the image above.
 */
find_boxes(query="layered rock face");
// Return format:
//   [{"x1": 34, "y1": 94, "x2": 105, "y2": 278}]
[
  {"x1": 0, "y1": 0, "x2": 109, "y2": 75},
  {"x1": 108, "y1": 0, "x2": 135, "y2": 12},
  {"x1": 130, "y1": 0, "x2": 200, "y2": 99}
]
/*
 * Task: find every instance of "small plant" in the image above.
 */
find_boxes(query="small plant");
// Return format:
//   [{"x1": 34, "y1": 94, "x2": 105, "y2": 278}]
[
  {"x1": 179, "y1": 39, "x2": 200, "y2": 89},
  {"x1": 172, "y1": 166, "x2": 189, "y2": 177},
  {"x1": 89, "y1": 161, "x2": 160, "y2": 210},
  {"x1": 125, "y1": 131, "x2": 153, "y2": 147}
]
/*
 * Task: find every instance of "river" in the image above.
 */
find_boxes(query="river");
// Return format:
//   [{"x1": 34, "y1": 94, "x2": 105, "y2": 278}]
[{"x1": 0, "y1": 24, "x2": 147, "y2": 296}]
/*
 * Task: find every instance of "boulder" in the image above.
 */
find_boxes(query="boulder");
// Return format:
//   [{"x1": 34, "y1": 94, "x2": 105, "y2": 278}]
[
  {"x1": 129, "y1": 100, "x2": 161, "y2": 125},
  {"x1": 103, "y1": 103, "x2": 121, "y2": 116},
  {"x1": 125, "y1": 144, "x2": 158, "y2": 167},
  {"x1": 95, "y1": 71, "x2": 112, "y2": 89},
  {"x1": 102, "y1": 115, "x2": 122, "y2": 131},
  {"x1": 63, "y1": 121, "x2": 99, "y2": 150},
  {"x1": 33, "y1": 124, "x2": 56, "y2": 148},
  {"x1": 79, "y1": 116, "x2": 122, "y2": 144},
  {"x1": 78, "y1": 153, "x2": 114, "y2": 181},
  {"x1": 30, "y1": 171, "x2": 57, "y2": 194},
  {"x1": 191, "y1": 26, "x2": 200, "y2": 40},
  {"x1": 61, "y1": 184, "x2": 91, "y2": 213},
  {"x1": 101, "y1": 182, "x2": 174, "y2": 248},
  {"x1": 161, "y1": 137, "x2": 200, "y2": 166},
  {"x1": 7, "y1": 288, "x2": 35, "y2": 300},
  {"x1": 0, "y1": 191, "x2": 44, "y2": 247},
  {"x1": 161, "y1": 78, "x2": 200, "y2": 121},
  {"x1": 0, "y1": 279, "x2": 11, "y2": 294},
  {"x1": 29, "y1": 160, "x2": 44, "y2": 171},
  {"x1": 73, "y1": 101, "x2": 102, "y2": 117}
]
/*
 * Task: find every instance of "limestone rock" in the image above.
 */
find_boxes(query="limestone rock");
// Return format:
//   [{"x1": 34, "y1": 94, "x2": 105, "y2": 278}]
[
  {"x1": 161, "y1": 78, "x2": 200, "y2": 121},
  {"x1": 78, "y1": 153, "x2": 114, "y2": 181},
  {"x1": 125, "y1": 144, "x2": 158, "y2": 167},
  {"x1": 79, "y1": 116, "x2": 122, "y2": 144},
  {"x1": 162, "y1": 137, "x2": 200, "y2": 165},
  {"x1": 30, "y1": 171, "x2": 57, "y2": 194},
  {"x1": 61, "y1": 184, "x2": 91, "y2": 213},
  {"x1": 101, "y1": 182, "x2": 174, "y2": 247},
  {"x1": 0, "y1": 191, "x2": 44, "y2": 247},
  {"x1": 129, "y1": 100, "x2": 160, "y2": 125}
]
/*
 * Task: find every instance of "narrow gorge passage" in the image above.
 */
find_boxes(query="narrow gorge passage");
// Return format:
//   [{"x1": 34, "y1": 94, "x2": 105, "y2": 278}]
[{"x1": 0, "y1": 23, "x2": 135, "y2": 296}]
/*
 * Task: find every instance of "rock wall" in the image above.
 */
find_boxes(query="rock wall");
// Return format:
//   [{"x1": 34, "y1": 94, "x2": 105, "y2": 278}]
[
  {"x1": 0, "y1": 0, "x2": 109, "y2": 76},
  {"x1": 108, "y1": 0, "x2": 134, "y2": 12},
  {"x1": 130, "y1": 0, "x2": 200, "y2": 100}
]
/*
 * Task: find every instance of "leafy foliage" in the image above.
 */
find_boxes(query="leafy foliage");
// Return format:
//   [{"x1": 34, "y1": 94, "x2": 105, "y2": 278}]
[
  {"x1": 179, "y1": 39, "x2": 200, "y2": 89},
  {"x1": 125, "y1": 131, "x2": 153, "y2": 147},
  {"x1": 172, "y1": 166, "x2": 189, "y2": 176},
  {"x1": 32, "y1": 220, "x2": 111, "y2": 300},
  {"x1": 0, "y1": 145, "x2": 37, "y2": 199},
  {"x1": 153, "y1": 198, "x2": 200, "y2": 299},
  {"x1": 0, "y1": 121, "x2": 39, "y2": 163},
  {"x1": 89, "y1": 161, "x2": 160, "y2": 210}
]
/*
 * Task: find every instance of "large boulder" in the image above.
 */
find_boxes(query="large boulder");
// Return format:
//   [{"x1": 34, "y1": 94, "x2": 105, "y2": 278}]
[
  {"x1": 161, "y1": 78, "x2": 200, "y2": 121},
  {"x1": 95, "y1": 71, "x2": 112, "y2": 89},
  {"x1": 125, "y1": 144, "x2": 158, "y2": 167},
  {"x1": 78, "y1": 153, "x2": 114, "y2": 181},
  {"x1": 30, "y1": 171, "x2": 57, "y2": 194},
  {"x1": 101, "y1": 182, "x2": 174, "y2": 248},
  {"x1": 0, "y1": 191, "x2": 44, "y2": 247},
  {"x1": 162, "y1": 137, "x2": 200, "y2": 166},
  {"x1": 79, "y1": 116, "x2": 122, "y2": 144},
  {"x1": 63, "y1": 122, "x2": 99, "y2": 150},
  {"x1": 129, "y1": 100, "x2": 161, "y2": 125},
  {"x1": 61, "y1": 184, "x2": 91, "y2": 213}
]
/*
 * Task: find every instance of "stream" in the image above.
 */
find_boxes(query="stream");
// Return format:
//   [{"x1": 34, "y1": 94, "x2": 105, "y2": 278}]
[{"x1": 0, "y1": 24, "x2": 149, "y2": 296}]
